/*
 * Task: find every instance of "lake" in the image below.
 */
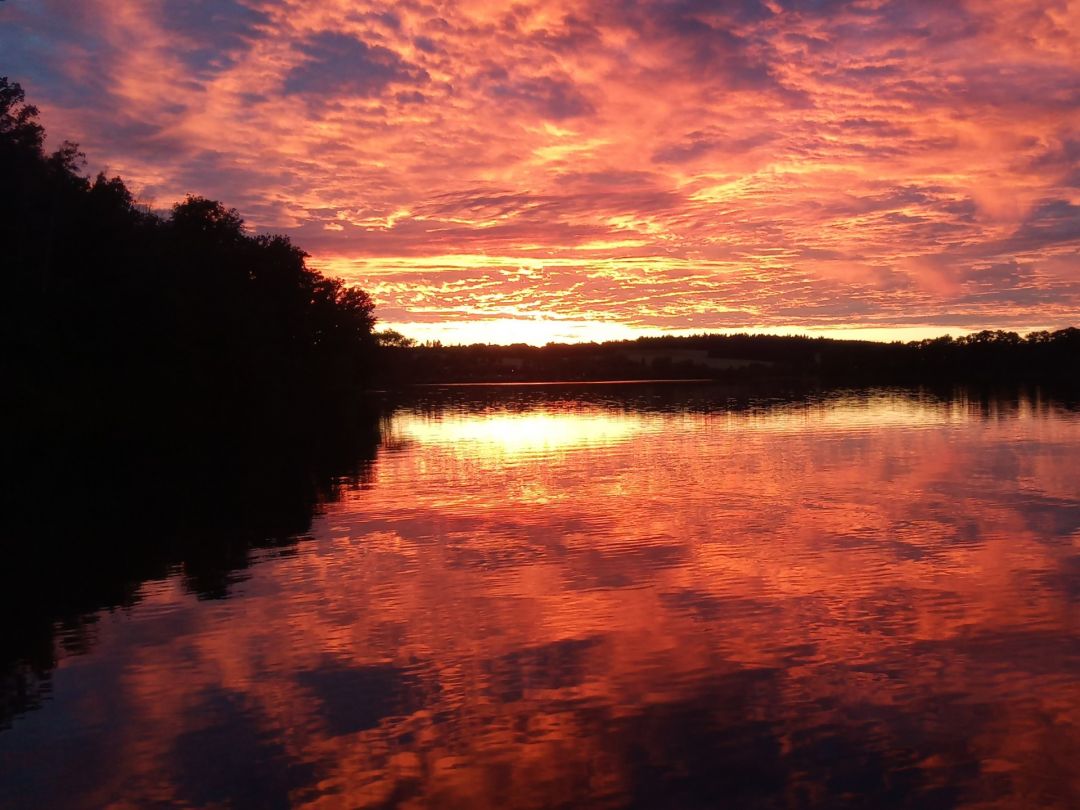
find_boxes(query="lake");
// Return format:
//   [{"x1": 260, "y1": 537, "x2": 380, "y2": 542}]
[{"x1": 2, "y1": 385, "x2": 1078, "y2": 808}]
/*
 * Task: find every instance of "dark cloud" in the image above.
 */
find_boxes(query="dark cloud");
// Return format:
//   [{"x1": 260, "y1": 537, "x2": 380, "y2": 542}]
[
  {"x1": 1011, "y1": 199, "x2": 1080, "y2": 248},
  {"x1": 821, "y1": 186, "x2": 942, "y2": 217},
  {"x1": 527, "y1": 13, "x2": 604, "y2": 53},
  {"x1": 783, "y1": 31, "x2": 832, "y2": 53},
  {"x1": 772, "y1": 0, "x2": 863, "y2": 12},
  {"x1": 822, "y1": 0, "x2": 980, "y2": 46},
  {"x1": 284, "y1": 32, "x2": 429, "y2": 98},
  {"x1": 612, "y1": 0, "x2": 776, "y2": 26},
  {"x1": 1027, "y1": 135, "x2": 1080, "y2": 188},
  {"x1": 162, "y1": 0, "x2": 270, "y2": 76},
  {"x1": 557, "y1": 169, "x2": 661, "y2": 187},
  {"x1": 652, "y1": 130, "x2": 779, "y2": 164},
  {"x1": 842, "y1": 63, "x2": 903, "y2": 80},
  {"x1": 373, "y1": 10, "x2": 401, "y2": 30},
  {"x1": 413, "y1": 35, "x2": 439, "y2": 53},
  {"x1": 487, "y1": 74, "x2": 594, "y2": 120},
  {"x1": 0, "y1": 1, "x2": 117, "y2": 107},
  {"x1": 395, "y1": 90, "x2": 427, "y2": 104},
  {"x1": 835, "y1": 118, "x2": 913, "y2": 138},
  {"x1": 959, "y1": 64, "x2": 1080, "y2": 111},
  {"x1": 425, "y1": 189, "x2": 545, "y2": 218},
  {"x1": 598, "y1": 0, "x2": 809, "y2": 102}
]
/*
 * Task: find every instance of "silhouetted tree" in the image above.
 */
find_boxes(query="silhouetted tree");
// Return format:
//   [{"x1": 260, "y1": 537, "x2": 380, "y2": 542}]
[
  {"x1": 376, "y1": 329, "x2": 416, "y2": 348},
  {"x1": 1, "y1": 77, "x2": 379, "y2": 438}
]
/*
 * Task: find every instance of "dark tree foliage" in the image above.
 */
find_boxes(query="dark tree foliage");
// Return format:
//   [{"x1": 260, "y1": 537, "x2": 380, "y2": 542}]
[
  {"x1": 0, "y1": 78, "x2": 386, "y2": 721},
  {"x1": 391, "y1": 329, "x2": 1079, "y2": 386},
  {"x1": 1, "y1": 77, "x2": 377, "y2": 440}
]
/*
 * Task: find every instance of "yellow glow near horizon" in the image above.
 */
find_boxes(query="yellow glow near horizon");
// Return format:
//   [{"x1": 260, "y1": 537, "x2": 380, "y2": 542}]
[
  {"x1": 12, "y1": 0, "x2": 1078, "y2": 340},
  {"x1": 380, "y1": 318, "x2": 656, "y2": 346},
  {"x1": 380, "y1": 320, "x2": 1060, "y2": 347}
]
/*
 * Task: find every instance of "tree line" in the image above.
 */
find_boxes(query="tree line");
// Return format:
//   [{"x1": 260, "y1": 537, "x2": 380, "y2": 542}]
[
  {"x1": 2, "y1": 77, "x2": 377, "y2": 441},
  {"x1": 384, "y1": 328, "x2": 1079, "y2": 385},
  {"x1": 4, "y1": 74, "x2": 1075, "y2": 415}
]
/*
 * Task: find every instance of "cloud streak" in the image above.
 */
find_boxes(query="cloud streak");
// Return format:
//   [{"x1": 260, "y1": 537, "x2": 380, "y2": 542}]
[{"x1": 2, "y1": 0, "x2": 1077, "y2": 342}]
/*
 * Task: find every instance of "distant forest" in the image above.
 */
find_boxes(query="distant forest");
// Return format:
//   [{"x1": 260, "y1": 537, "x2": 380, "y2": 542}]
[
  {"x1": 390, "y1": 328, "x2": 1080, "y2": 385},
  {"x1": 4, "y1": 74, "x2": 1077, "y2": 428}
]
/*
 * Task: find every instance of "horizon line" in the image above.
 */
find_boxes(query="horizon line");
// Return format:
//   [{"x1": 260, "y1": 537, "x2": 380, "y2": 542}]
[{"x1": 377, "y1": 321, "x2": 1073, "y2": 348}]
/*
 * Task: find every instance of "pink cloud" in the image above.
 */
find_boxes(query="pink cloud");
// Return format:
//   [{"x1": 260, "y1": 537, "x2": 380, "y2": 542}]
[{"x1": 3, "y1": 0, "x2": 1077, "y2": 341}]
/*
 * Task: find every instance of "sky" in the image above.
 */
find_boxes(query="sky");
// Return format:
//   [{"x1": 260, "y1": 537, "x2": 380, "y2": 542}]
[{"x1": 2, "y1": 0, "x2": 1078, "y2": 344}]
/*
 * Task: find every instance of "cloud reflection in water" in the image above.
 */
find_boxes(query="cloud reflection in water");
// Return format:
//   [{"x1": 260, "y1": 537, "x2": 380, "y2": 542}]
[{"x1": 1, "y1": 389, "x2": 1078, "y2": 808}]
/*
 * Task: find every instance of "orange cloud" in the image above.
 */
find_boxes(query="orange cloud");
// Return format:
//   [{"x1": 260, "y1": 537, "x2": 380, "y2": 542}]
[{"x1": 3, "y1": 0, "x2": 1077, "y2": 342}]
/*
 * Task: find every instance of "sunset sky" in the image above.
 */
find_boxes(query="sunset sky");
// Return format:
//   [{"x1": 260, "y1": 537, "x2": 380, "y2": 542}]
[{"x1": 3, "y1": 0, "x2": 1078, "y2": 344}]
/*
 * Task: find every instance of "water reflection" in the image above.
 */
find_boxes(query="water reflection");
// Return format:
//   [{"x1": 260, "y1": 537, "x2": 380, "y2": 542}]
[
  {"x1": 1, "y1": 386, "x2": 1078, "y2": 808},
  {"x1": 0, "y1": 409, "x2": 384, "y2": 731}
]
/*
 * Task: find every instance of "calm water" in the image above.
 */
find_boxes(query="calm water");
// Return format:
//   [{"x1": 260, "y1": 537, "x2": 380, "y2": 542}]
[{"x1": 2, "y1": 386, "x2": 1079, "y2": 808}]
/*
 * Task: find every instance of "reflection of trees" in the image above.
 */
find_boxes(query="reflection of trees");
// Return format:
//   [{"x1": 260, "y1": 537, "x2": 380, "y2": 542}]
[
  {"x1": 394, "y1": 380, "x2": 1080, "y2": 420},
  {"x1": 0, "y1": 73, "x2": 389, "y2": 727},
  {"x1": 1, "y1": 387, "x2": 1077, "y2": 806},
  {"x1": 0, "y1": 405, "x2": 386, "y2": 729}
]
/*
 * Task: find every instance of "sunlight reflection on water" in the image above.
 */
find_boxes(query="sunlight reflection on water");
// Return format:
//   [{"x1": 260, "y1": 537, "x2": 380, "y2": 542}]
[{"x1": 2, "y1": 387, "x2": 1078, "y2": 808}]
